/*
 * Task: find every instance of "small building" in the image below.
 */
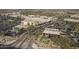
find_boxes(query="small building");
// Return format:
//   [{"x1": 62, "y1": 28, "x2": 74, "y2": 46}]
[{"x1": 43, "y1": 28, "x2": 63, "y2": 37}]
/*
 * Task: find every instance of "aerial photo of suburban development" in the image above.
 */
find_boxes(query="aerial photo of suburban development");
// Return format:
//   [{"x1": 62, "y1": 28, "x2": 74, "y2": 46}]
[{"x1": 0, "y1": 9, "x2": 79, "y2": 49}]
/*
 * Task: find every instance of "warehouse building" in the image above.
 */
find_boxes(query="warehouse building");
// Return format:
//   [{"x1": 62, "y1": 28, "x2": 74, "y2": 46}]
[
  {"x1": 64, "y1": 18, "x2": 79, "y2": 22},
  {"x1": 43, "y1": 28, "x2": 63, "y2": 37}
]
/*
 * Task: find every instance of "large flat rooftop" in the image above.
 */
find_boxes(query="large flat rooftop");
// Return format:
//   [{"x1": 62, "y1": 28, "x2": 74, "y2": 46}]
[
  {"x1": 43, "y1": 28, "x2": 62, "y2": 35},
  {"x1": 64, "y1": 18, "x2": 79, "y2": 22}
]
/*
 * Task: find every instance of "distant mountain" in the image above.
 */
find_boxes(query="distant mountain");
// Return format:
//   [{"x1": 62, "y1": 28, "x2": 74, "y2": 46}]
[{"x1": 0, "y1": 9, "x2": 79, "y2": 13}]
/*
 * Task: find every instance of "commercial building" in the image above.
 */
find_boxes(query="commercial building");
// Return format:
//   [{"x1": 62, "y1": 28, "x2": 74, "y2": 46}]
[
  {"x1": 20, "y1": 15, "x2": 52, "y2": 26},
  {"x1": 64, "y1": 18, "x2": 79, "y2": 22},
  {"x1": 71, "y1": 14, "x2": 79, "y2": 18},
  {"x1": 43, "y1": 28, "x2": 63, "y2": 37}
]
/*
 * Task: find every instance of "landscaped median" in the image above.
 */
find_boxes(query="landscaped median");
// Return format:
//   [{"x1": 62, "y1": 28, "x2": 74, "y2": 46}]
[{"x1": 0, "y1": 36, "x2": 16, "y2": 45}]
